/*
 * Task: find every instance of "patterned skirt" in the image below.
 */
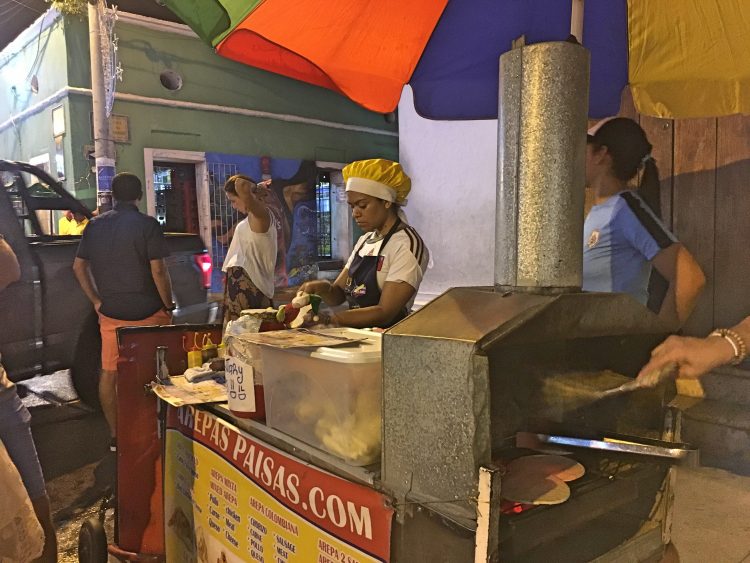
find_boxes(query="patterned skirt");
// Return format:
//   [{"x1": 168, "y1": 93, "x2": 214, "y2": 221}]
[{"x1": 223, "y1": 267, "x2": 272, "y2": 327}]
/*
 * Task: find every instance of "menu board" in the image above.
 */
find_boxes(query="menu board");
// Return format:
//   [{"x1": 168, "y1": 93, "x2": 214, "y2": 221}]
[{"x1": 164, "y1": 406, "x2": 393, "y2": 562}]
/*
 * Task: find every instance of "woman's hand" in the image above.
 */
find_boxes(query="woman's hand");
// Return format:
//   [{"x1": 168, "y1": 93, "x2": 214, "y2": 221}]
[
  {"x1": 637, "y1": 334, "x2": 735, "y2": 381},
  {"x1": 300, "y1": 280, "x2": 332, "y2": 297},
  {"x1": 234, "y1": 177, "x2": 255, "y2": 199},
  {"x1": 235, "y1": 178, "x2": 271, "y2": 231},
  {"x1": 302, "y1": 310, "x2": 339, "y2": 328}
]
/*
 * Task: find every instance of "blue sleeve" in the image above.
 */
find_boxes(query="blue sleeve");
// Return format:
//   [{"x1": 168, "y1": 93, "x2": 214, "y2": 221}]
[{"x1": 615, "y1": 195, "x2": 677, "y2": 261}]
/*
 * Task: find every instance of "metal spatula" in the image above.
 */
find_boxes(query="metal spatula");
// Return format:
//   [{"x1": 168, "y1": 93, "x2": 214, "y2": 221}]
[
  {"x1": 539, "y1": 363, "x2": 678, "y2": 419},
  {"x1": 590, "y1": 362, "x2": 678, "y2": 401}
]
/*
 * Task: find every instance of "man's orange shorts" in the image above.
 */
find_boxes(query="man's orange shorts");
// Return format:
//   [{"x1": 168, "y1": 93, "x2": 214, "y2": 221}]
[{"x1": 98, "y1": 309, "x2": 171, "y2": 371}]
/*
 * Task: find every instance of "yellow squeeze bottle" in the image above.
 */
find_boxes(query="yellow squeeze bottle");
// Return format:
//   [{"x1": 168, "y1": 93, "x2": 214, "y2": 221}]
[
  {"x1": 186, "y1": 333, "x2": 203, "y2": 368},
  {"x1": 201, "y1": 334, "x2": 218, "y2": 363}
]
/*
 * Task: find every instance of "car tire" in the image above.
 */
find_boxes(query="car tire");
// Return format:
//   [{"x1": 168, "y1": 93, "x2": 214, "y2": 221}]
[
  {"x1": 78, "y1": 516, "x2": 108, "y2": 563},
  {"x1": 71, "y1": 312, "x2": 102, "y2": 410}
]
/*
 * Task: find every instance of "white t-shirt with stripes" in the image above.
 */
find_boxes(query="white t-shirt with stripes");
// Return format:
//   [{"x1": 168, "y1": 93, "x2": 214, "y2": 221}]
[{"x1": 345, "y1": 226, "x2": 429, "y2": 311}]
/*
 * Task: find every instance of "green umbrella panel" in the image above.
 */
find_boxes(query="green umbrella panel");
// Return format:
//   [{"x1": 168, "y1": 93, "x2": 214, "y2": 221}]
[{"x1": 161, "y1": 0, "x2": 265, "y2": 46}]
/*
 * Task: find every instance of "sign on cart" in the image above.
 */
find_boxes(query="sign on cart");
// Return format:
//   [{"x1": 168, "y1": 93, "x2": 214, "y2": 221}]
[{"x1": 164, "y1": 406, "x2": 393, "y2": 562}]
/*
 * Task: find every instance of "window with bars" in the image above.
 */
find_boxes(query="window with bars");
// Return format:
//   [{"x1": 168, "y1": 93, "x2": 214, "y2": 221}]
[
  {"x1": 205, "y1": 161, "x2": 337, "y2": 290},
  {"x1": 207, "y1": 162, "x2": 241, "y2": 292},
  {"x1": 316, "y1": 171, "x2": 332, "y2": 259}
]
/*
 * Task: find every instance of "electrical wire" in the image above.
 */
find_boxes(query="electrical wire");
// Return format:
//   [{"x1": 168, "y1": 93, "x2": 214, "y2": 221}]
[
  {"x1": 4, "y1": 0, "x2": 43, "y2": 14},
  {"x1": 0, "y1": 2, "x2": 26, "y2": 19},
  {"x1": 26, "y1": 9, "x2": 47, "y2": 80}
]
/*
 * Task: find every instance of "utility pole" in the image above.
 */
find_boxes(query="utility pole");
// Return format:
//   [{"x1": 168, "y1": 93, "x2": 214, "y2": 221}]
[{"x1": 88, "y1": 0, "x2": 116, "y2": 212}]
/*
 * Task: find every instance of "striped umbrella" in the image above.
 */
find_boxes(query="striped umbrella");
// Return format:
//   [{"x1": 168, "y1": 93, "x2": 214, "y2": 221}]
[{"x1": 162, "y1": 0, "x2": 750, "y2": 120}]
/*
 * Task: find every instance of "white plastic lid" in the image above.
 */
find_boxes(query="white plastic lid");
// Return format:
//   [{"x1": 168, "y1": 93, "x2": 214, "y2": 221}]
[{"x1": 289, "y1": 328, "x2": 382, "y2": 364}]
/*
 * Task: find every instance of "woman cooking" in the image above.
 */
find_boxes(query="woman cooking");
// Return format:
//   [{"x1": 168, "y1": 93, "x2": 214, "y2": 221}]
[{"x1": 301, "y1": 159, "x2": 429, "y2": 329}]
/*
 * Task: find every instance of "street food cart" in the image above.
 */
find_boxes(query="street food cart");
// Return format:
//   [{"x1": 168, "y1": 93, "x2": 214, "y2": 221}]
[
  {"x1": 84, "y1": 294, "x2": 695, "y2": 563},
  {"x1": 80, "y1": 41, "x2": 698, "y2": 562}
]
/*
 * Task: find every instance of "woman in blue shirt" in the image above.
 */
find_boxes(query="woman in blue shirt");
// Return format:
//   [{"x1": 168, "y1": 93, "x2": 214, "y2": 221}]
[{"x1": 583, "y1": 117, "x2": 705, "y2": 329}]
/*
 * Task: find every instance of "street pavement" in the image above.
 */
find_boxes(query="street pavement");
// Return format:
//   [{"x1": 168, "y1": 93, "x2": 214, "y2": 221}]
[
  {"x1": 20, "y1": 372, "x2": 112, "y2": 562},
  {"x1": 19, "y1": 372, "x2": 750, "y2": 563},
  {"x1": 671, "y1": 466, "x2": 750, "y2": 563}
]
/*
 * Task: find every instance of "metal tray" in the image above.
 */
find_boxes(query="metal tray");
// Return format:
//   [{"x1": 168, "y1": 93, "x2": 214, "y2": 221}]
[{"x1": 516, "y1": 431, "x2": 699, "y2": 467}]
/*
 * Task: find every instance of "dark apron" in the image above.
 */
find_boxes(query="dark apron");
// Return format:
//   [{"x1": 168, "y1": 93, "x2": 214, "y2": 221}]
[{"x1": 344, "y1": 221, "x2": 409, "y2": 328}]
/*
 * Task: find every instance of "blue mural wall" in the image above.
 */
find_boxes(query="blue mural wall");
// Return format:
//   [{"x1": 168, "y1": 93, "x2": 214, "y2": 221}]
[{"x1": 206, "y1": 153, "x2": 319, "y2": 294}]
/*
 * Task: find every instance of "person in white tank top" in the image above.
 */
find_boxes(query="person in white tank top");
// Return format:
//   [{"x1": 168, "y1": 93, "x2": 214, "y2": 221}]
[{"x1": 221, "y1": 175, "x2": 277, "y2": 326}]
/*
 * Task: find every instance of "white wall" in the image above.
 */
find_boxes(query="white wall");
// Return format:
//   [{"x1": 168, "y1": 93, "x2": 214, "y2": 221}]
[{"x1": 398, "y1": 86, "x2": 498, "y2": 304}]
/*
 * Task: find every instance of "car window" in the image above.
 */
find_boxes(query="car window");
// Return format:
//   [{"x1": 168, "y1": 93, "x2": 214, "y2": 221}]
[
  {"x1": 1, "y1": 171, "x2": 61, "y2": 236},
  {"x1": 23, "y1": 173, "x2": 62, "y2": 199}
]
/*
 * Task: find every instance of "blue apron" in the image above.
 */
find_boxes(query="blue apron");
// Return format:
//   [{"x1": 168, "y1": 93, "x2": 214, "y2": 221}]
[{"x1": 344, "y1": 220, "x2": 408, "y2": 328}]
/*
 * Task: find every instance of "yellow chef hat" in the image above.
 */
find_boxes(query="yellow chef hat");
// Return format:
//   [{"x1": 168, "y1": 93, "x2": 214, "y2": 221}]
[{"x1": 343, "y1": 159, "x2": 411, "y2": 206}]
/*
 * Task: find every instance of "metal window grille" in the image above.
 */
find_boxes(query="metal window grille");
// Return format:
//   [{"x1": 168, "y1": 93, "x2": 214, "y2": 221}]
[
  {"x1": 153, "y1": 166, "x2": 171, "y2": 227},
  {"x1": 316, "y1": 172, "x2": 332, "y2": 259},
  {"x1": 207, "y1": 162, "x2": 241, "y2": 292}
]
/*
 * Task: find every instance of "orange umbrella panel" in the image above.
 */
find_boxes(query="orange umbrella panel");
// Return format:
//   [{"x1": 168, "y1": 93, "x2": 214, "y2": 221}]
[{"x1": 214, "y1": 0, "x2": 450, "y2": 113}]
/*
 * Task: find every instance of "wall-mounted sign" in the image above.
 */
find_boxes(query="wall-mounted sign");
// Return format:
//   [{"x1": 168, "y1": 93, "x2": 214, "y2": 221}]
[
  {"x1": 52, "y1": 106, "x2": 65, "y2": 137},
  {"x1": 89, "y1": 113, "x2": 130, "y2": 143},
  {"x1": 110, "y1": 114, "x2": 130, "y2": 143}
]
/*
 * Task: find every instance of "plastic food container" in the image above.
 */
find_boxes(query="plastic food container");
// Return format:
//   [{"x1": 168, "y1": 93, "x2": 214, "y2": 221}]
[{"x1": 262, "y1": 329, "x2": 382, "y2": 466}]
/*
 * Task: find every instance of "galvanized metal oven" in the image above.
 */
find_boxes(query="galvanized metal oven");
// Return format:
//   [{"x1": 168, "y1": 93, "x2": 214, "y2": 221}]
[{"x1": 382, "y1": 288, "x2": 693, "y2": 562}]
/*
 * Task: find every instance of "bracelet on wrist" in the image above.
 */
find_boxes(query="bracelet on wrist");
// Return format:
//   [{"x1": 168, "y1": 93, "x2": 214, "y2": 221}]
[{"x1": 709, "y1": 328, "x2": 747, "y2": 365}]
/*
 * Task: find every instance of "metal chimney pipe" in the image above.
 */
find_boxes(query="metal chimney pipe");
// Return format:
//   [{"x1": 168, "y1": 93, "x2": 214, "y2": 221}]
[{"x1": 494, "y1": 42, "x2": 589, "y2": 293}]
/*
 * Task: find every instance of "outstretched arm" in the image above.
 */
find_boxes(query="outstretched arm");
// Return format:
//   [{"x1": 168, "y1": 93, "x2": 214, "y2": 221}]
[
  {"x1": 235, "y1": 177, "x2": 271, "y2": 234},
  {"x1": 639, "y1": 316, "x2": 750, "y2": 380}
]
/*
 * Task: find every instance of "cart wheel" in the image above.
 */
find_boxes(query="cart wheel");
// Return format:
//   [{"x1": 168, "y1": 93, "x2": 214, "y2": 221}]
[{"x1": 78, "y1": 516, "x2": 108, "y2": 563}]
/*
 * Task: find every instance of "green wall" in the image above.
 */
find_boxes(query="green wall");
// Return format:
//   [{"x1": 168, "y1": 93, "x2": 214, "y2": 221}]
[
  {"x1": 64, "y1": 16, "x2": 398, "y2": 206},
  {"x1": 0, "y1": 15, "x2": 80, "y2": 194}
]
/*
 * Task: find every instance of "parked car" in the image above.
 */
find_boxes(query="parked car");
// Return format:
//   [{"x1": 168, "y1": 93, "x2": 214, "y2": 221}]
[{"x1": 0, "y1": 160, "x2": 219, "y2": 408}]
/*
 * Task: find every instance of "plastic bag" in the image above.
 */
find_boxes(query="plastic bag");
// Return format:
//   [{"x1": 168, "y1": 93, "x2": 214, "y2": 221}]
[
  {"x1": 0, "y1": 440, "x2": 44, "y2": 562},
  {"x1": 224, "y1": 314, "x2": 262, "y2": 338}
]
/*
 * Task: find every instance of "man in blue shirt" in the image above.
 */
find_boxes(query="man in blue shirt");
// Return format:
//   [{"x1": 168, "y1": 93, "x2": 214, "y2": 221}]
[{"x1": 74, "y1": 173, "x2": 174, "y2": 447}]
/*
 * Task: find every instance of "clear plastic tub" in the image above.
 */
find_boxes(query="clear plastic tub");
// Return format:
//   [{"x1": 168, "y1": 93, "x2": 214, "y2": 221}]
[{"x1": 262, "y1": 328, "x2": 382, "y2": 466}]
